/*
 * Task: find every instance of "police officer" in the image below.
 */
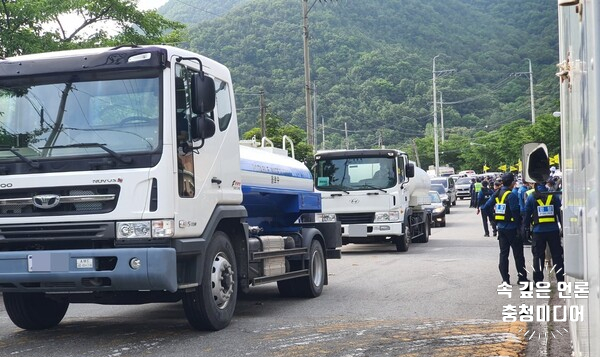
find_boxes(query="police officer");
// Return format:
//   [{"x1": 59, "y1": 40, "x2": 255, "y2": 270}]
[
  {"x1": 476, "y1": 180, "x2": 496, "y2": 237},
  {"x1": 524, "y1": 180, "x2": 564, "y2": 284},
  {"x1": 481, "y1": 173, "x2": 529, "y2": 286}
]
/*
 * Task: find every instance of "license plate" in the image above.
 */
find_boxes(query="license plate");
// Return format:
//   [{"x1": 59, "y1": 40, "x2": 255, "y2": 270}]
[
  {"x1": 347, "y1": 225, "x2": 368, "y2": 237},
  {"x1": 28, "y1": 252, "x2": 69, "y2": 272}
]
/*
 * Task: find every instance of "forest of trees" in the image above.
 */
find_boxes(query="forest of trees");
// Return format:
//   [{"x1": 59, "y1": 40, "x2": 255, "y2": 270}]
[
  {"x1": 1, "y1": 0, "x2": 561, "y2": 173},
  {"x1": 158, "y1": 0, "x2": 560, "y2": 171}
]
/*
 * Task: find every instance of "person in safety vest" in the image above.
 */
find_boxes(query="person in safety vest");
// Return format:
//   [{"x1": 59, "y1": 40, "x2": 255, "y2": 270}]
[
  {"x1": 469, "y1": 178, "x2": 477, "y2": 208},
  {"x1": 473, "y1": 178, "x2": 483, "y2": 207},
  {"x1": 523, "y1": 181, "x2": 564, "y2": 284},
  {"x1": 476, "y1": 180, "x2": 496, "y2": 237},
  {"x1": 480, "y1": 172, "x2": 529, "y2": 286}
]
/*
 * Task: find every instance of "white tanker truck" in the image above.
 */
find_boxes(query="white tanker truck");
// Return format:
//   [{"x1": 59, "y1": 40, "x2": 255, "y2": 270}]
[
  {"x1": 313, "y1": 149, "x2": 431, "y2": 252},
  {"x1": 0, "y1": 45, "x2": 341, "y2": 331}
]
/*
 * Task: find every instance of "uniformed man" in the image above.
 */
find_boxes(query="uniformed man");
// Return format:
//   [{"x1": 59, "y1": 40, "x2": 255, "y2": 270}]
[
  {"x1": 524, "y1": 181, "x2": 564, "y2": 284},
  {"x1": 481, "y1": 173, "x2": 529, "y2": 286}
]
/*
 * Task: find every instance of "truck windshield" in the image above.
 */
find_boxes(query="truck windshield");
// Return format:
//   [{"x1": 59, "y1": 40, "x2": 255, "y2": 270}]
[
  {"x1": 314, "y1": 157, "x2": 398, "y2": 191},
  {"x1": 0, "y1": 76, "x2": 160, "y2": 162}
]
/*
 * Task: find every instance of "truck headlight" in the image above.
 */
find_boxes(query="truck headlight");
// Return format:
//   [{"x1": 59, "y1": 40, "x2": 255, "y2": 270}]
[
  {"x1": 117, "y1": 220, "x2": 174, "y2": 239},
  {"x1": 315, "y1": 213, "x2": 337, "y2": 222},
  {"x1": 374, "y1": 211, "x2": 400, "y2": 222}
]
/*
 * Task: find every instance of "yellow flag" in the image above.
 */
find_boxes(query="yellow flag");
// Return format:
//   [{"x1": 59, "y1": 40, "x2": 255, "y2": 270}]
[
  {"x1": 553, "y1": 153, "x2": 560, "y2": 165},
  {"x1": 510, "y1": 165, "x2": 518, "y2": 172},
  {"x1": 498, "y1": 164, "x2": 507, "y2": 172},
  {"x1": 483, "y1": 164, "x2": 490, "y2": 172},
  {"x1": 518, "y1": 159, "x2": 522, "y2": 171},
  {"x1": 549, "y1": 156, "x2": 556, "y2": 165}
]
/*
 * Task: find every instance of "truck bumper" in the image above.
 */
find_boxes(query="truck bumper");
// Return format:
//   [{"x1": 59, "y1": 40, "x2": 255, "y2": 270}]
[
  {"x1": 0, "y1": 248, "x2": 177, "y2": 293},
  {"x1": 341, "y1": 222, "x2": 404, "y2": 238}
]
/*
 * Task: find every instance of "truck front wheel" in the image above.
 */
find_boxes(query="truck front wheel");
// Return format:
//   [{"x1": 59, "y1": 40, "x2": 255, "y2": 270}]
[
  {"x1": 395, "y1": 225, "x2": 411, "y2": 252},
  {"x1": 3, "y1": 292, "x2": 69, "y2": 330},
  {"x1": 183, "y1": 231, "x2": 237, "y2": 331}
]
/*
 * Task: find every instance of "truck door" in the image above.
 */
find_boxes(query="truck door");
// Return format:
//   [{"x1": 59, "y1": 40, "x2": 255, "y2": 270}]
[{"x1": 172, "y1": 60, "x2": 238, "y2": 236}]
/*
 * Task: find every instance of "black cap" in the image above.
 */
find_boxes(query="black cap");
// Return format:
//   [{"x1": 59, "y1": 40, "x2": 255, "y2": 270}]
[
  {"x1": 482, "y1": 180, "x2": 489, "y2": 187},
  {"x1": 501, "y1": 172, "x2": 514, "y2": 186}
]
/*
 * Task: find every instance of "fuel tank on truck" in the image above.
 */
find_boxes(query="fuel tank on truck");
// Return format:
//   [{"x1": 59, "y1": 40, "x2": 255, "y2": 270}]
[
  {"x1": 239, "y1": 142, "x2": 320, "y2": 229},
  {"x1": 405, "y1": 162, "x2": 432, "y2": 207}
]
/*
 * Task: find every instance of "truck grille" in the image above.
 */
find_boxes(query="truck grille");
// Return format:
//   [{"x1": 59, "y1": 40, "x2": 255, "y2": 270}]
[
  {"x1": 336, "y1": 212, "x2": 375, "y2": 224},
  {"x1": 0, "y1": 185, "x2": 119, "y2": 217},
  {"x1": 0, "y1": 222, "x2": 116, "y2": 251}
]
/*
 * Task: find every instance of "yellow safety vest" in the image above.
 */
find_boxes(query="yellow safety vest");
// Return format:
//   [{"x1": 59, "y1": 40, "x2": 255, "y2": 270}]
[
  {"x1": 494, "y1": 190, "x2": 514, "y2": 221},
  {"x1": 534, "y1": 194, "x2": 556, "y2": 224}
]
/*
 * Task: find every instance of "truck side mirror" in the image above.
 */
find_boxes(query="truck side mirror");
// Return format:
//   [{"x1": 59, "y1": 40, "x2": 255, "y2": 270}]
[
  {"x1": 522, "y1": 142, "x2": 549, "y2": 184},
  {"x1": 191, "y1": 73, "x2": 216, "y2": 114},
  {"x1": 192, "y1": 115, "x2": 216, "y2": 141},
  {"x1": 406, "y1": 162, "x2": 415, "y2": 178}
]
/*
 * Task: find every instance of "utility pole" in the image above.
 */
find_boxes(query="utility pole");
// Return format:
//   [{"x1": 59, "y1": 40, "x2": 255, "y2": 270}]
[
  {"x1": 432, "y1": 54, "x2": 441, "y2": 177},
  {"x1": 344, "y1": 122, "x2": 349, "y2": 150},
  {"x1": 439, "y1": 91, "x2": 445, "y2": 144},
  {"x1": 302, "y1": 0, "x2": 314, "y2": 148},
  {"x1": 321, "y1": 115, "x2": 325, "y2": 150},
  {"x1": 313, "y1": 81, "x2": 318, "y2": 149},
  {"x1": 259, "y1": 89, "x2": 266, "y2": 138},
  {"x1": 411, "y1": 139, "x2": 421, "y2": 168},
  {"x1": 511, "y1": 59, "x2": 536, "y2": 124},
  {"x1": 527, "y1": 58, "x2": 536, "y2": 124}
]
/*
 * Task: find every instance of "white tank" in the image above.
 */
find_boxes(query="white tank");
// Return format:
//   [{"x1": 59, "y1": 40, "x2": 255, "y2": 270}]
[
  {"x1": 405, "y1": 162, "x2": 432, "y2": 207},
  {"x1": 239, "y1": 143, "x2": 313, "y2": 192}
]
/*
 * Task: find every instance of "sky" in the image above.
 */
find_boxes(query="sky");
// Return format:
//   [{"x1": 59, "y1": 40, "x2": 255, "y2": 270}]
[{"x1": 137, "y1": 0, "x2": 169, "y2": 10}]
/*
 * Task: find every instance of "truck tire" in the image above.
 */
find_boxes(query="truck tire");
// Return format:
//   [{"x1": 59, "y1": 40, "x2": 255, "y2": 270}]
[
  {"x1": 278, "y1": 240, "x2": 325, "y2": 298},
  {"x1": 395, "y1": 225, "x2": 411, "y2": 252},
  {"x1": 3, "y1": 292, "x2": 69, "y2": 330},
  {"x1": 414, "y1": 218, "x2": 430, "y2": 243},
  {"x1": 183, "y1": 231, "x2": 237, "y2": 331}
]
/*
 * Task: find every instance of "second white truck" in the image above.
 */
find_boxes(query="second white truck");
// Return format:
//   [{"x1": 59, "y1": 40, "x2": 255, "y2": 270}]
[{"x1": 313, "y1": 149, "x2": 431, "y2": 252}]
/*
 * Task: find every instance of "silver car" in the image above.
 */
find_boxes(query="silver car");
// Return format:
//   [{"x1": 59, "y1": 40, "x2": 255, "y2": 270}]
[{"x1": 455, "y1": 177, "x2": 472, "y2": 200}]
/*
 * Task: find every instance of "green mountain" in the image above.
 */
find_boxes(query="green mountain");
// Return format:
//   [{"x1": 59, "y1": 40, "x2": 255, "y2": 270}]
[{"x1": 159, "y1": 0, "x2": 558, "y2": 150}]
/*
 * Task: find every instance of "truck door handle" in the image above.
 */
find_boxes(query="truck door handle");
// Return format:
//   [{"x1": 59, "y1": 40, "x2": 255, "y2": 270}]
[{"x1": 211, "y1": 177, "x2": 222, "y2": 185}]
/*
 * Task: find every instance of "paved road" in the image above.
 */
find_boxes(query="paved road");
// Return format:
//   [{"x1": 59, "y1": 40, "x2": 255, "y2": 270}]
[{"x1": 0, "y1": 199, "x2": 566, "y2": 356}]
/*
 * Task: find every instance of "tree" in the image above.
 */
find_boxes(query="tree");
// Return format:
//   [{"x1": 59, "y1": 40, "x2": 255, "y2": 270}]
[
  {"x1": 242, "y1": 113, "x2": 314, "y2": 168},
  {"x1": 0, "y1": 0, "x2": 184, "y2": 57}
]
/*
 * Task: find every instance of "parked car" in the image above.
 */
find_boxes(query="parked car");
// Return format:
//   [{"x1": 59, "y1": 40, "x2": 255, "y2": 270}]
[
  {"x1": 455, "y1": 177, "x2": 473, "y2": 200},
  {"x1": 430, "y1": 176, "x2": 457, "y2": 206},
  {"x1": 430, "y1": 184, "x2": 450, "y2": 213},
  {"x1": 426, "y1": 191, "x2": 447, "y2": 227}
]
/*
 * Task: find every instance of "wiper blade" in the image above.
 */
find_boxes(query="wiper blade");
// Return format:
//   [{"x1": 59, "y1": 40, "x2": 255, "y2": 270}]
[
  {"x1": 40, "y1": 143, "x2": 132, "y2": 164},
  {"x1": 327, "y1": 185, "x2": 350, "y2": 194},
  {"x1": 359, "y1": 184, "x2": 387, "y2": 193},
  {"x1": 0, "y1": 147, "x2": 40, "y2": 168}
]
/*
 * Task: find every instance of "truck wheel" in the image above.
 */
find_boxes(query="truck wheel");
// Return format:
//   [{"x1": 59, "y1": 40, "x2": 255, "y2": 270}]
[
  {"x1": 3, "y1": 292, "x2": 69, "y2": 330},
  {"x1": 415, "y1": 219, "x2": 430, "y2": 243},
  {"x1": 183, "y1": 231, "x2": 237, "y2": 331},
  {"x1": 395, "y1": 225, "x2": 411, "y2": 252},
  {"x1": 278, "y1": 240, "x2": 325, "y2": 298}
]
